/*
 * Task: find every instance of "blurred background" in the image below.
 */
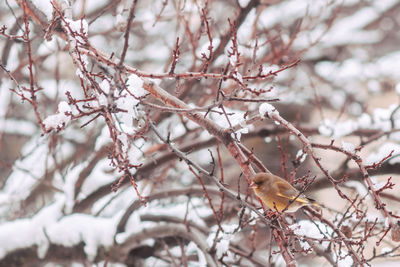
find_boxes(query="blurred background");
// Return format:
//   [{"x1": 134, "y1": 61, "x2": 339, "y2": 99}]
[{"x1": 1, "y1": 0, "x2": 400, "y2": 266}]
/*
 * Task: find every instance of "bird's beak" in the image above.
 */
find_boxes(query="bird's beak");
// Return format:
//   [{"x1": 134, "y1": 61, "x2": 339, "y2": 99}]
[{"x1": 249, "y1": 181, "x2": 257, "y2": 188}]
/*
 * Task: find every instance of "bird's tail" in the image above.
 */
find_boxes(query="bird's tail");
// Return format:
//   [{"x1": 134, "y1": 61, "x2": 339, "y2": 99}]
[{"x1": 306, "y1": 197, "x2": 321, "y2": 208}]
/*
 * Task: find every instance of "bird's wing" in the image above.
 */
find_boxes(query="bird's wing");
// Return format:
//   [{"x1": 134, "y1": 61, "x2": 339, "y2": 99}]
[{"x1": 275, "y1": 179, "x2": 309, "y2": 204}]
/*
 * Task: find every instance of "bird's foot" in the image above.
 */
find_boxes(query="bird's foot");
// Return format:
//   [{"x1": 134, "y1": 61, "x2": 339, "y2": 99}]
[{"x1": 265, "y1": 210, "x2": 278, "y2": 219}]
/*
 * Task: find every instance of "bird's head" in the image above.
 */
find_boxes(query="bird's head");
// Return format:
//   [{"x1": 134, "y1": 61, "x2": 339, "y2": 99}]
[{"x1": 249, "y1": 172, "x2": 270, "y2": 189}]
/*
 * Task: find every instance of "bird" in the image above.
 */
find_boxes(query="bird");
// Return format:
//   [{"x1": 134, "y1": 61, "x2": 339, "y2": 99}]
[{"x1": 250, "y1": 172, "x2": 318, "y2": 213}]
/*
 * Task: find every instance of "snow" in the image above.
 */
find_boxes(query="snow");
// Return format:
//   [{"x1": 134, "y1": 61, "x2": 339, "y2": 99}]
[
  {"x1": 341, "y1": 141, "x2": 355, "y2": 154},
  {"x1": 210, "y1": 107, "x2": 250, "y2": 134},
  {"x1": 229, "y1": 52, "x2": 238, "y2": 67},
  {"x1": 117, "y1": 197, "x2": 212, "y2": 245},
  {"x1": 385, "y1": 217, "x2": 390, "y2": 228},
  {"x1": 337, "y1": 254, "x2": 354, "y2": 267},
  {"x1": 126, "y1": 74, "x2": 145, "y2": 98},
  {"x1": 46, "y1": 213, "x2": 120, "y2": 261},
  {"x1": 43, "y1": 101, "x2": 72, "y2": 132},
  {"x1": 316, "y1": 51, "x2": 400, "y2": 87},
  {"x1": 64, "y1": 19, "x2": 89, "y2": 43},
  {"x1": 98, "y1": 93, "x2": 108, "y2": 106},
  {"x1": 72, "y1": 0, "x2": 109, "y2": 15},
  {"x1": 238, "y1": 9, "x2": 256, "y2": 41},
  {"x1": 315, "y1": 61, "x2": 337, "y2": 81},
  {"x1": 58, "y1": 101, "x2": 70, "y2": 113},
  {"x1": 114, "y1": 95, "x2": 137, "y2": 127},
  {"x1": 75, "y1": 68, "x2": 83, "y2": 78},
  {"x1": 215, "y1": 239, "x2": 230, "y2": 258},
  {"x1": 233, "y1": 72, "x2": 243, "y2": 83},
  {"x1": 331, "y1": 91, "x2": 346, "y2": 109},
  {"x1": 118, "y1": 132, "x2": 129, "y2": 153},
  {"x1": 63, "y1": 163, "x2": 86, "y2": 214},
  {"x1": 238, "y1": 0, "x2": 251, "y2": 8},
  {"x1": 316, "y1": 59, "x2": 365, "y2": 83},
  {"x1": 1, "y1": 138, "x2": 67, "y2": 212},
  {"x1": 0, "y1": 81, "x2": 12, "y2": 124},
  {"x1": 376, "y1": 51, "x2": 400, "y2": 79},
  {"x1": 318, "y1": 119, "x2": 358, "y2": 138},
  {"x1": 76, "y1": 159, "x2": 115, "y2": 200},
  {"x1": 115, "y1": 212, "x2": 144, "y2": 244},
  {"x1": 381, "y1": 246, "x2": 393, "y2": 254},
  {"x1": 37, "y1": 38, "x2": 59, "y2": 58},
  {"x1": 370, "y1": 176, "x2": 387, "y2": 191},
  {"x1": 259, "y1": 103, "x2": 279, "y2": 117},
  {"x1": 318, "y1": 122, "x2": 333, "y2": 136},
  {"x1": 262, "y1": 65, "x2": 280, "y2": 76},
  {"x1": 233, "y1": 126, "x2": 249, "y2": 141},
  {"x1": 31, "y1": 0, "x2": 52, "y2": 20},
  {"x1": 290, "y1": 220, "x2": 331, "y2": 250},
  {"x1": 197, "y1": 38, "x2": 220, "y2": 59},
  {"x1": 0, "y1": 119, "x2": 37, "y2": 136},
  {"x1": 207, "y1": 224, "x2": 238, "y2": 259},
  {"x1": 94, "y1": 125, "x2": 112, "y2": 151},
  {"x1": 99, "y1": 79, "x2": 110, "y2": 94},
  {"x1": 296, "y1": 149, "x2": 307, "y2": 163},
  {"x1": 187, "y1": 241, "x2": 207, "y2": 266},
  {"x1": 110, "y1": 74, "x2": 148, "y2": 129},
  {"x1": 357, "y1": 113, "x2": 372, "y2": 128},
  {"x1": 366, "y1": 142, "x2": 400, "y2": 165},
  {"x1": 2, "y1": 0, "x2": 400, "y2": 265},
  {"x1": 345, "y1": 181, "x2": 368, "y2": 196},
  {"x1": 258, "y1": 0, "x2": 316, "y2": 29},
  {"x1": 92, "y1": 186, "x2": 136, "y2": 216},
  {"x1": 115, "y1": 14, "x2": 127, "y2": 32},
  {"x1": 0, "y1": 195, "x2": 64, "y2": 259},
  {"x1": 321, "y1": 6, "x2": 384, "y2": 46},
  {"x1": 367, "y1": 80, "x2": 381, "y2": 93},
  {"x1": 39, "y1": 79, "x2": 81, "y2": 100},
  {"x1": 319, "y1": 104, "x2": 400, "y2": 140}
]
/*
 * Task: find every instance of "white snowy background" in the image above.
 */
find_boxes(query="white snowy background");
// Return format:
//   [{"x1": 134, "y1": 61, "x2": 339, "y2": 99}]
[{"x1": 1, "y1": 0, "x2": 400, "y2": 266}]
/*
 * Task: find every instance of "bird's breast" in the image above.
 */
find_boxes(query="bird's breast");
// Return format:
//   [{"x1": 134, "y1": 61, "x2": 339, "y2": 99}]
[{"x1": 254, "y1": 188, "x2": 302, "y2": 212}]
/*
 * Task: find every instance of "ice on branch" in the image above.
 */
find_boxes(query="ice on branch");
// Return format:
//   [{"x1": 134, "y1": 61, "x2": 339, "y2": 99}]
[
  {"x1": 259, "y1": 103, "x2": 279, "y2": 117},
  {"x1": 43, "y1": 101, "x2": 72, "y2": 133}
]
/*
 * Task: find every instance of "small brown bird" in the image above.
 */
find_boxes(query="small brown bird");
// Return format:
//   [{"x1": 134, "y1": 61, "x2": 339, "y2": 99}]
[{"x1": 250, "y1": 172, "x2": 318, "y2": 212}]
